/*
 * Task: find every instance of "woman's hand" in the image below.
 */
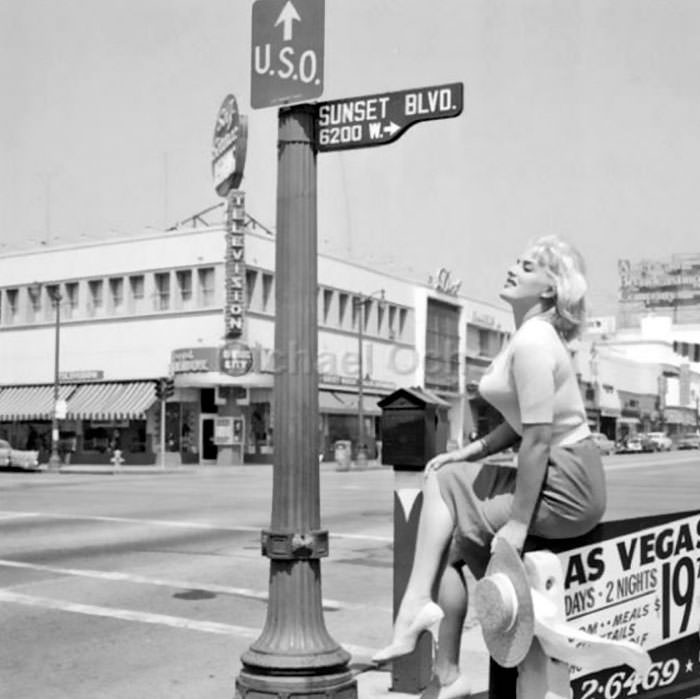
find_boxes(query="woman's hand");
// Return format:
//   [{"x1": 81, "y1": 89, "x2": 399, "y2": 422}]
[
  {"x1": 491, "y1": 520, "x2": 528, "y2": 554},
  {"x1": 423, "y1": 452, "x2": 454, "y2": 477}
]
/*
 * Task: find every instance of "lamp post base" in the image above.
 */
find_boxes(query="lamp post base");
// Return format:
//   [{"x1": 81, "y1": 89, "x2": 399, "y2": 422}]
[
  {"x1": 236, "y1": 667, "x2": 357, "y2": 699},
  {"x1": 47, "y1": 451, "x2": 62, "y2": 472}
]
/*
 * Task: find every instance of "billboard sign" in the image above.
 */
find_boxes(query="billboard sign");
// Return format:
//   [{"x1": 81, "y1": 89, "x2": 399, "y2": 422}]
[{"x1": 531, "y1": 511, "x2": 700, "y2": 699}]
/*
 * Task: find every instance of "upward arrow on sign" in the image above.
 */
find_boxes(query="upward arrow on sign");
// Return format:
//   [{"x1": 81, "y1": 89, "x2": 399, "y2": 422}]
[{"x1": 275, "y1": 1, "x2": 301, "y2": 41}]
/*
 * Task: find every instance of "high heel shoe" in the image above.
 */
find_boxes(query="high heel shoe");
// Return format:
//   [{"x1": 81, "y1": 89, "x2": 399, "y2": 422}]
[
  {"x1": 436, "y1": 674, "x2": 471, "y2": 699},
  {"x1": 372, "y1": 601, "x2": 444, "y2": 663}
]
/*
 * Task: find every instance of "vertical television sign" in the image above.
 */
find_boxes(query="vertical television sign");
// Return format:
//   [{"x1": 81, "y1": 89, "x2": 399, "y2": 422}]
[{"x1": 225, "y1": 192, "x2": 246, "y2": 339}]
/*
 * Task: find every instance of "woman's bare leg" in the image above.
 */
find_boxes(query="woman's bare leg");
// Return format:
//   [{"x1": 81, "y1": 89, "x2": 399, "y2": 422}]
[
  {"x1": 373, "y1": 471, "x2": 455, "y2": 661},
  {"x1": 397, "y1": 470, "x2": 455, "y2": 614},
  {"x1": 433, "y1": 563, "x2": 468, "y2": 687}
]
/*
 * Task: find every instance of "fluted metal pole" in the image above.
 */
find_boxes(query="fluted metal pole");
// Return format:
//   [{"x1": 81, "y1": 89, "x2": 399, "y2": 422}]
[{"x1": 235, "y1": 105, "x2": 356, "y2": 699}]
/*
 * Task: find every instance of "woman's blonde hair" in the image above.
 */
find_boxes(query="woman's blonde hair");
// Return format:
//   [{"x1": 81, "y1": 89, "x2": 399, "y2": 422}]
[{"x1": 529, "y1": 235, "x2": 587, "y2": 341}]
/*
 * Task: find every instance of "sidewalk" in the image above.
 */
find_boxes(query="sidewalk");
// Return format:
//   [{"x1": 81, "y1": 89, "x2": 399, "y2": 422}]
[
  {"x1": 355, "y1": 625, "x2": 491, "y2": 698},
  {"x1": 32, "y1": 458, "x2": 390, "y2": 475}
]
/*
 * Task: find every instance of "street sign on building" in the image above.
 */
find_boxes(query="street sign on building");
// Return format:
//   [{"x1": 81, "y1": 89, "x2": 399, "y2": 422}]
[
  {"x1": 315, "y1": 82, "x2": 463, "y2": 152},
  {"x1": 212, "y1": 94, "x2": 248, "y2": 197},
  {"x1": 221, "y1": 342, "x2": 254, "y2": 377},
  {"x1": 251, "y1": 0, "x2": 324, "y2": 109}
]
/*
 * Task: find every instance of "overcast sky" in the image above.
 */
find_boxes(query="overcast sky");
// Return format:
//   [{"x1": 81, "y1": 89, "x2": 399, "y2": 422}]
[{"x1": 2, "y1": 0, "x2": 700, "y2": 315}]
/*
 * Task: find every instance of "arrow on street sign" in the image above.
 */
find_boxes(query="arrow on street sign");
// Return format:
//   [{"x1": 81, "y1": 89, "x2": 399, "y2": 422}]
[
  {"x1": 275, "y1": 1, "x2": 301, "y2": 41},
  {"x1": 251, "y1": 0, "x2": 324, "y2": 110},
  {"x1": 315, "y1": 82, "x2": 463, "y2": 152}
]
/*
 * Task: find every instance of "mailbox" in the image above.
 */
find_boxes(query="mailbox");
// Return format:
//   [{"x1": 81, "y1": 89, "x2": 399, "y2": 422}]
[
  {"x1": 378, "y1": 386, "x2": 451, "y2": 692},
  {"x1": 378, "y1": 387, "x2": 449, "y2": 469}
]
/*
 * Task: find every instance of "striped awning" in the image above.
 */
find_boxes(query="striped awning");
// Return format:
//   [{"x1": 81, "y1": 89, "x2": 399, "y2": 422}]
[
  {"x1": 66, "y1": 382, "x2": 156, "y2": 421},
  {"x1": 0, "y1": 384, "x2": 76, "y2": 421}
]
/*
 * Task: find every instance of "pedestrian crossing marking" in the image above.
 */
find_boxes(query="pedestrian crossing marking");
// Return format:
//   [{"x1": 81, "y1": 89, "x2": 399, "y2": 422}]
[{"x1": 0, "y1": 589, "x2": 378, "y2": 658}]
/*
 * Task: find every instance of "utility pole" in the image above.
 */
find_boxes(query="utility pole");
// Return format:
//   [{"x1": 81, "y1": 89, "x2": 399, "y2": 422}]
[{"x1": 354, "y1": 290, "x2": 384, "y2": 459}]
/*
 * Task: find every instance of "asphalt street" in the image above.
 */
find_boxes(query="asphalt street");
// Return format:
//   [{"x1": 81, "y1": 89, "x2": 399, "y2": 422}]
[{"x1": 1, "y1": 451, "x2": 699, "y2": 699}]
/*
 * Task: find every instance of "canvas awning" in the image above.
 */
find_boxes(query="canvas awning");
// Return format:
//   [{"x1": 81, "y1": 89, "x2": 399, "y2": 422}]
[
  {"x1": 66, "y1": 382, "x2": 156, "y2": 420},
  {"x1": 0, "y1": 384, "x2": 76, "y2": 421}
]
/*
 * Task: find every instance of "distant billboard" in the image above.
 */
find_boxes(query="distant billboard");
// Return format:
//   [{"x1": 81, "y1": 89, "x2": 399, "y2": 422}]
[{"x1": 618, "y1": 254, "x2": 700, "y2": 326}]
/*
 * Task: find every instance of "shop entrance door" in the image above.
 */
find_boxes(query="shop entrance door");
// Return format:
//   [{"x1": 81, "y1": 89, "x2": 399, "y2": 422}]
[{"x1": 200, "y1": 416, "x2": 218, "y2": 463}]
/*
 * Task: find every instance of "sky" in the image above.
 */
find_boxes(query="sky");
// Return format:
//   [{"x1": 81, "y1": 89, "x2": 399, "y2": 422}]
[{"x1": 2, "y1": 0, "x2": 700, "y2": 315}]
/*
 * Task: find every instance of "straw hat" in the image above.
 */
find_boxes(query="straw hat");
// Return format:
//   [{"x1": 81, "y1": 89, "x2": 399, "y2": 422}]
[{"x1": 474, "y1": 539, "x2": 534, "y2": 667}]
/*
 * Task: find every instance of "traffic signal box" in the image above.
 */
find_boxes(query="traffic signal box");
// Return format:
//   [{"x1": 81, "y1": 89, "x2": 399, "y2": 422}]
[
  {"x1": 378, "y1": 387, "x2": 449, "y2": 693},
  {"x1": 155, "y1": 377, "x2": 175, "y2": 400}
]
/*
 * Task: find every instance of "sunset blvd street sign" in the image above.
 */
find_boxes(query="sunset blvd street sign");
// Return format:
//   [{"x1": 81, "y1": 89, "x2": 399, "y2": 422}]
[
  {"x1": 251, "y1": 0, "x2": 324, "y2": 109},
  {"x1": 315, "y1": 82, "x2": 463, "y2": 152}
]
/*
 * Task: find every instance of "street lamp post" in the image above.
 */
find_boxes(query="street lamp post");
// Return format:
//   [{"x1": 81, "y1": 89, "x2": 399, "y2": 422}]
[
  {"x1": 353, "y1": 290, "x2": 384, "y2": 459},
  {"x1": 48, "y1": 287, "x2": 62, "y2": 471},
  {"x1": 30, "y1": 283, "x2": 62, "y2": 471}
]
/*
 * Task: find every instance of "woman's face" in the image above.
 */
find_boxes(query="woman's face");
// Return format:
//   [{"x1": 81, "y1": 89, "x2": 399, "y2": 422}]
[{"x1": 499, "y1": 249, "x2": 553, "y2": 305}]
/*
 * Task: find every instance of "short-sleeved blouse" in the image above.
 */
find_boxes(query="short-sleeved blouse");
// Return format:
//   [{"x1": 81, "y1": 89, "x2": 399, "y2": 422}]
[{"x1": 478, "y1": 315, "x2": 590, "y2": 446}]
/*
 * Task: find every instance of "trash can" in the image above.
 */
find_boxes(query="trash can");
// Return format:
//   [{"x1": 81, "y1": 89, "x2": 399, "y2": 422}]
[{"x1": 334, "y1": 440, "x2": 352, "y2": 471}]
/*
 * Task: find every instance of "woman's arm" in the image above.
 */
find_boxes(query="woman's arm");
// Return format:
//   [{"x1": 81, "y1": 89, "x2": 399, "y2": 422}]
[
  {"x1": 478, "y1": 421, "x2": 520, "y2": 457},
  {"x1": 425, "y1": 420, "x2": 520, "y2": 473},
  {"x1": 496, "y1": 423, "x2": 552, "y2": 551}
]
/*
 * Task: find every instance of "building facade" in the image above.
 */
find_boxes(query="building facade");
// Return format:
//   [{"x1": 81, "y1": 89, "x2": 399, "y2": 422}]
[
  {"x1": 0, "y1": 220, "x2": 513, "y2": 466},
  {"x1": 577, "y1": 315, "x2": 700, "y2": 443}
]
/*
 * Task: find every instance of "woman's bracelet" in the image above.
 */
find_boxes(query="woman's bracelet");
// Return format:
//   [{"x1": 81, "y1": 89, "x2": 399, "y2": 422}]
[{"x1": 479, "y1": 438, "x2": 490, "y2": 457}]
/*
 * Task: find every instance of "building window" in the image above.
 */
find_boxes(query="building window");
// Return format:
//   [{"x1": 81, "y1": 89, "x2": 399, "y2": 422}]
[
  {"x1": 425, "y1": 299, "x2": 460, "y2": 392},
  {"x1": 129, "y1": 275, "x2": 145, "y2": 312},
  {"x1": 245, "y1": 269, "x2": 258, "y2": 310},
  {"x1": 478, "y1": 328, "x2": 491, "y2": 356},
  {"x1": 176, "y1": 270, "x2": 192, "y2": 308},
  {"x1": 351, "y1": 296, "x2": 360, "y2": 329},
  {"x1": 388, "y1": 305, "x2": 397, "y2": 338},
  {"x1": 109, "y1": 278, "x2": 124, "y2": 313},
  {"x1": 198, "y1": 267, "x2": 215, "y2": 307},
  {"x1": 261, "y1": 272, "x2": 274, "y2": 312},
  {"x1": 44, "y1": 284, "x2": 60, "y2": 321},
  {"x1": 377, "y1": 301, "x2": 385, "y2": 334},
  {"x1": 27, "y1": 285, "x2": 42, "y2": 321},
  {"x1": 398, "y1": 307, "x2": 408, "y2": 338},
  {"x1": 322, "y1": 289, "x2": 333, "y2": 324},
  {"x1": 154, "y1": 272, "x2": 170, "y2": 311},
  {"x1": 5, "y1": 289, "x2": 18, "y2": 324},
  {"x1": 88, "y1": 280, "x2": 103, "y2": 316},
  {"x1": 64, "y1": 282, "x2": 79, "y2": 318},
  {"x1": 338, "y1": 292, "x2": 348, "y2": 327}
]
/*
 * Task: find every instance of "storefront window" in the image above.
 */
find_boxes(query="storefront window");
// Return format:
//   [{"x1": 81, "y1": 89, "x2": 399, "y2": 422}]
[{"x1": 81, "y1": 420, "x2": 146, "y2": 453}]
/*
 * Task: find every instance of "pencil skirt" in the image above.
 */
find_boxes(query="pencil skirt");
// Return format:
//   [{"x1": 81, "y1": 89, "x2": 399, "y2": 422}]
[{"x1": 437, "y1": 437, "x2": 607, "y2": 578}]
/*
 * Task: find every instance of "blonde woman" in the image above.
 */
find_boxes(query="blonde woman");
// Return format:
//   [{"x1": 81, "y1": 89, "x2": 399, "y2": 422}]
[{"x1": 373, "y1": 236, "x2": 606, "y2": 699}]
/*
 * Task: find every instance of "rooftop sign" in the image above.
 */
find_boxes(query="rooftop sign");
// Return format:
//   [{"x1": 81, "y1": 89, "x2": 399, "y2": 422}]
[{"x1": 315, "y1": 82, "x2": 463, "y2": 152}]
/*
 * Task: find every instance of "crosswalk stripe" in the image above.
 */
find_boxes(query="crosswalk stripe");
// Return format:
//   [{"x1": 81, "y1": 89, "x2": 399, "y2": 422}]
[
  {"x1": 0, "y1": 559, "x2": 378, "y2": 611},
  {"x1": 0, "y1": 590, "x2": 377, "y2": 658},
  {"x1": 0, "y1": 511, "x2": 392, "y2": 543}
]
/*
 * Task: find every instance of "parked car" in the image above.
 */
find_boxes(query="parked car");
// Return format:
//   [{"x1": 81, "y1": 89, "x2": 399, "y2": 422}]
[
  {"x1": 644, "y1": 432, "x2": 673, "y2": 452},
  {"x1": 0, "y1": 439, "x2": 40, "y2": 470},
  {"x1": 590, "y1": 432, "x2": 615, "y2": 455},
  {"x1": 677, "y1": 433, "x2": 700, "y2": 450},
  {"x1": 616, "y1": 436, "x2": 643, "y2": 454}
]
